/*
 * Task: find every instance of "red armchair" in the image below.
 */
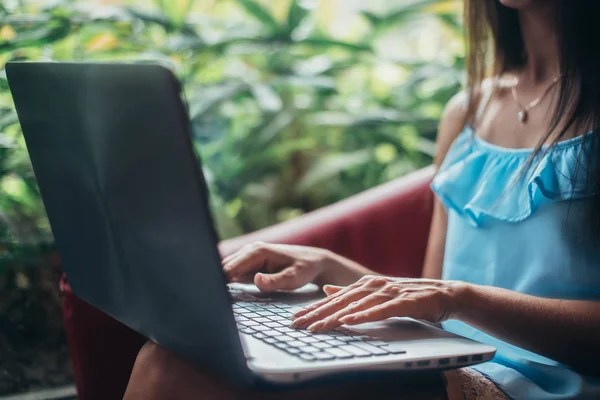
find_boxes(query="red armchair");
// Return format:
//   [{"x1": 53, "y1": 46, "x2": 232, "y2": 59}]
[{"x1": 60, "y1": 166, "x2": 436, "y2": 400}]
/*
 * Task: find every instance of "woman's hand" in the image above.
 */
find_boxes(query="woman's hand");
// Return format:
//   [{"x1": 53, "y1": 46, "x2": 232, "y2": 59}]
[
  {"x1": 222, "y1": 242, "x2": 331, "y2": 292},
  {"x1": 291, "y1": 275, "x2": 465, "y2": 332}
]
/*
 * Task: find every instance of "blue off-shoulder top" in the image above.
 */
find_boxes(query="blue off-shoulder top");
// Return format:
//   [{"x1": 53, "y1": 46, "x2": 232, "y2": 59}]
[{"x1": 431, "y1": 126, "x2": 600, "y2": 400}]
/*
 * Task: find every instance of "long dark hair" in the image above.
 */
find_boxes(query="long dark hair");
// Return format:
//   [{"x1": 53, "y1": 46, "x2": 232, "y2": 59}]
[{"x1": 464, "y1": 0, "x2": 600, "y2": 236}]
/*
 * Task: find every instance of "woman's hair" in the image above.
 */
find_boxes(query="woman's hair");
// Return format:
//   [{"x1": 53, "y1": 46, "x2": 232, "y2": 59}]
[{"x1": 463, "y1": 0, "x2": 600, "y2": 237}]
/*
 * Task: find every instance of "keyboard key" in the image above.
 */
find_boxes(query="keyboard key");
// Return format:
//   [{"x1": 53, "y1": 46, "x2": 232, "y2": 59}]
[
  {"x1": 288, "y1": 341, "x2": 306, "y2": 347},
  {"x1": 299, "y1": 353, "x2": 316, "y2": 361},
  {"x1": 326, "y1": 340, "x2": 345, "y2": 347},
  {"x1": 310, "y1": 334, "x2": 332, "y2": 341},
  {"x1": 339, "y1": 345, "x2": 370, "y2": 357},
  {"x1": 366, "y1": 341, "x2": 389, "y2": 347},
  {"x1": 239, "y1": 320, "x2": 260, "y2": 327},
  {"x1": 352, "y1": 342, "x2": 389, "y2": 355},
  {"x1": 285, "y1": 348, "x2": 301, "y2": 354},
  {"x1": 287, "y1": 331, "x2": 307, "y2": 338},
  {"x1": 277, "y1": 336, "x2": 295, "y2": 342},
  {"x1": 275, "y1": 327, "x2": 294, "y2": 333},
  {"x1": 234, "y1": 309, "x2": 253, "y2": 314},
  {"x1": 253, "y1": 333, "x2": 267, "y2": 339},
  {"x1": 326, "y1": 348, "x2": 354, "y2": 359},
  {"x1": 267, "y1": 315, "x2": 287, "y2": 322},
  {"x1": 240, "y1": 328, "x2": 255, "y2": 334},
  {"x1": 275, "y1": 342, "x2": 290, "y2": 349},
  {"x1": 257, "y1": 313, "x2": 276, "y2": 319},
  {"x1": 298, "y1": 346, "x2": 320, "y2": 353},
  {"x1": 265, "y1": 322, "x2": 284, "y2": 328},
  {"x1": 264, "y1": 330, "x2": 284, "y2": 337},
  {"x1": 254, "y1": 317, "x2": 272, "y2": 323},
  {"x1": 252, "y1": 325, "x2": 271, "y2": 332},
  {"x1": 244, "y1": 313, "x2": 260, "y2": 318},
  {"x1": 264, "y1": 338, "x2": 278, "y2": 344},
  {"x1": 338, "y1": 336, "x2": 363, "y2": 342},
  {"x1": 314, "y1": 352, "x2": 335, "y2": 360},
  {"x1": 384, "y1": 343, "x2": 407, "y2": 354},
  {"x1": 299, "y1": 337, "x2": 318, "y2": 344},
  {"x1": 314, "y1": 342, "x2": 332, "y2": 349}
]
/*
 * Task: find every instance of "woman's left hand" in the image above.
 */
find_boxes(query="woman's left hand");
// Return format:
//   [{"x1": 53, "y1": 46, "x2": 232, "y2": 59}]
[{"x1": 291, "y1": 275, "x2": 465, "y2": 332}]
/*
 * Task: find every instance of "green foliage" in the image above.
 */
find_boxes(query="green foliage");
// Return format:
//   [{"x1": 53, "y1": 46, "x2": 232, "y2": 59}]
[{"x1": 0, "y1": 0, "x2": 464, "y2": 268}]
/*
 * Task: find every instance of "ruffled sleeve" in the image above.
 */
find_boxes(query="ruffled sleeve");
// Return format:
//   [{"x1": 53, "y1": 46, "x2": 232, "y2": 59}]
[{"x1": 431, "y1": 127, "x2": 597, "y2": 227}]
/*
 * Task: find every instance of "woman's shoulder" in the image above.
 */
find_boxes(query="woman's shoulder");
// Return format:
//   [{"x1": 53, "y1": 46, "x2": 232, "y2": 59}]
[
  {"x1": 435, "y1": 79, "x2": 498, "y2": 165},
  {"x1": 435, "y1": 91, "x2": 469, "y2": 165}
]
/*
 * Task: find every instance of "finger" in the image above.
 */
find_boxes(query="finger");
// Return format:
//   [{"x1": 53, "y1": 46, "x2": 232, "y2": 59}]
[
  {"x1": 223, "y1": 243, "x2": 286, "y2": 280},
  {"x1": 223, "y1": 252, "x2": 266, "y2": 280},
  {"x1": 323, "y1": 285, "x2": 344, "y2": 296},
  {"x1": 292, "y1": 282, "x2": 360, "y2": 320},
  {"x1": 307, "y1": 292, "x2": 391, "y2": 332},
  {"x1": 229, "y1": 272, "x2": 255, "y2": 284},
  {"x1": 254, "y1": 267, "x2": 304, "y2": 292},
  {"x1": 339, "y1": 300, "x2": 408, "y2": 325},
  {"x1": 291, "y1": 287, "x2": 371, "y2": 329}
]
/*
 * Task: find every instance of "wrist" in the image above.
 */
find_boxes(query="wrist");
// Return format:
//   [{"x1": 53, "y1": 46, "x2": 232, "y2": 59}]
[
  {"x1": 445, "y1": 280, "x2": 475, "y2": 321},
  {"x1": 314, "y1": 249, "x2": 339, "y2": 287}
]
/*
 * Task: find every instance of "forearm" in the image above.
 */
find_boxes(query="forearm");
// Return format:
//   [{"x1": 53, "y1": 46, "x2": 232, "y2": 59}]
[
  {"x1": 454, "y1": 283, "x2": 600, "y2": 375},
  {"x1": 314, "y1": 250, "x2": 379, "y2": 287}
]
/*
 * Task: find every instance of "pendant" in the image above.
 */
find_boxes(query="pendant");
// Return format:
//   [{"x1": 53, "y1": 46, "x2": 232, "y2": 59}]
[{"x1": 517, "y1": 110, "x2": 528, "y2": 123}]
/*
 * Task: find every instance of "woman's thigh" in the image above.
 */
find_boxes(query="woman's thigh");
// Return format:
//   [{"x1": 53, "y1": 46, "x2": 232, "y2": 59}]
[{"x1": 124, "y1": 341, "x2": 449, "y2": 400}]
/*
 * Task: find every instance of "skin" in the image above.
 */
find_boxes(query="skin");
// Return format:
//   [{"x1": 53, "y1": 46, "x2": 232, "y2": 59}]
[{"x1": 124, "y1": 0, "x2": 600, "y2": 398}]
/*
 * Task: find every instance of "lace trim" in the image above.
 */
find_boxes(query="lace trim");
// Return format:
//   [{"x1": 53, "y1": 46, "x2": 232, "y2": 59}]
[{"x1": 444, "y1": 368, "x2": 510, "y2": 400}]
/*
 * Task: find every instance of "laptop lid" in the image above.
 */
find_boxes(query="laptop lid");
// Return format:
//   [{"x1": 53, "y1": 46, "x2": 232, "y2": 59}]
[{"x1": 6, "y1": 62, "x2": 253, "y2": 385}]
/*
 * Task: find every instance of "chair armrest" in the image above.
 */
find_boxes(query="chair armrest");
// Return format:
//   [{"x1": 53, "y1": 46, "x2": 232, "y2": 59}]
[{"x1": 220, "y1": 166, "x2": 435, "y2": 278}]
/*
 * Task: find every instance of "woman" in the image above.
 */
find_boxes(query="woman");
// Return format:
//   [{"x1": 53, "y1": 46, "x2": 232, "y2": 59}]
[{"x1": 125, "y1": 0, "x2": 600, "y2": 398}]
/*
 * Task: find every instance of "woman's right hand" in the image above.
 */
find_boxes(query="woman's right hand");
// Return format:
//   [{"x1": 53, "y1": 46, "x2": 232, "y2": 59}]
[{"x1": 222, "y1": 242, "x2": 331, "y2": 292}]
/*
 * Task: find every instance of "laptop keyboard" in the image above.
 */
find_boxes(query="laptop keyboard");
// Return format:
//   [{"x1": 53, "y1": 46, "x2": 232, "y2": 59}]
[{"x1": 233, "y1": 301, "x2": 406, "y2": 361}]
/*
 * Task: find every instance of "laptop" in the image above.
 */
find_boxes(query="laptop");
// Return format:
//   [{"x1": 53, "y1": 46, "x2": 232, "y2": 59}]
[{"x1": 6, "y1": 62, "x2": 495, "y2": 387}]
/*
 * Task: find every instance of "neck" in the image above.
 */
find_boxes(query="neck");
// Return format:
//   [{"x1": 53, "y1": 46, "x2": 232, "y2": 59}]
[{"x1": 518, "y1": 4, "x2": 559, "y2": 83}]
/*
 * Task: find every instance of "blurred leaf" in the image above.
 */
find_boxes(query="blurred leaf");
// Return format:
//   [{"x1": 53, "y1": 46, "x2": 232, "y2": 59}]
[
  {"x1": 286, "y1": 0, "x2": 308, "y2": 33},
  {"x1": 374, "y1": 143, "x2": 397, "y2": 164},
  {"x1": 189, "y1": 82, "x2": 248, "y2": 121},
  {"x1": 0, "y1": 25, "x2": 16, "y2": 41},
  {"x1": 237, "y1": 0, "x2": 280, "y2": 33},
  {"x1": 250, "y1": 83, "x2": 282, "y2": 112},
  {"x1": 125, "y1": 8, "x2": 197, "y2": 35},
  {"x1": 362, "y1": 0, "x2": 445, "y2": 34},
  {"x1": 299, "y1": 37, "x2": 371, "y2": 53},
  {"x1": 308, "y1": 109, "x2": 421, "y2": 128},
  {"x1": 297, "y1": 150, "x2": 372, "y2": 193},
  {"x1": 252, "y1": 111, "x2": 294, "y2": 148},
  {"x1": 273, "y1": 75, "x2": 336, "y2": 90},
  {"x1": 86, "y1": 32, "x2": 119, "y2": 52},
  {"x1": 0, "y1": 19, "x2": 71, "y2": 51}
]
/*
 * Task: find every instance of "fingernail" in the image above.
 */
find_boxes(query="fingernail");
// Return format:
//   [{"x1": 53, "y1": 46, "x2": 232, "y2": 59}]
[
  {"x1": 308, "y1": 322, "x2": 323, "y2": 332},
  {"x1": 293, "y1": 309, "x2": 307, "y2": 318},
  {"x1": 291, "y1": 317, "x2": 306, "y2": 328}
]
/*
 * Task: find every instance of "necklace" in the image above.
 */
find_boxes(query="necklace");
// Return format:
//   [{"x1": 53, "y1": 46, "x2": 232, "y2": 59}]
[{"x1": 511, "y1": 75, "x2": 561, "y2": 123}]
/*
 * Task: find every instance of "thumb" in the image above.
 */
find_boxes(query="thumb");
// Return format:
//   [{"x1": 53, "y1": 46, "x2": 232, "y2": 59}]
[
  {"x1": 254, "y1": 269, "x2": 300, "y2": 292},
  {"x1": 323, "y1": 284, "x2": 344, "y2": 296}
]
